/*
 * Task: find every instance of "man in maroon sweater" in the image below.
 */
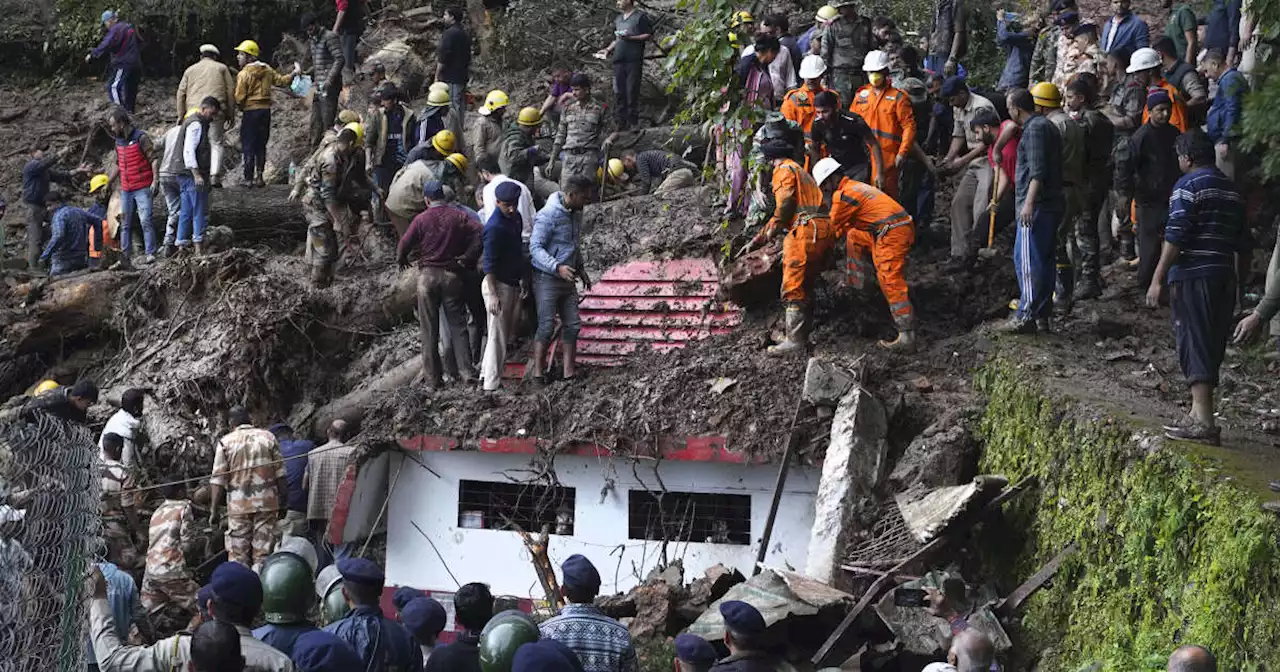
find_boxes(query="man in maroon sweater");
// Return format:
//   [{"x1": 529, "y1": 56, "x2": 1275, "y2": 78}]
[{"x1": 397, "y1": 180, "x2": 483, "y2": 388}]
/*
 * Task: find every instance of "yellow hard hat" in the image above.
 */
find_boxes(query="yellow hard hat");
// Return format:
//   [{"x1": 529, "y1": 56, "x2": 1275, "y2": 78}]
[
  {"x1": 185, "y1": 107, "x2": 201, "y2": 119},
  {"x1": 235, "y1": 39, "x2": 260, "y2": 57},
  {"x1": 427, "y1": 88, "x2": 450, "y2": 107},
  {"x1": 816, "y1": 5, "x2": 838, "y2": 21},
  {"x1": 342, "y1": 122, "x2": 365, "y2": 147},
  {"x1": 34, "y1": 380, "x2": 59, "y2": 395},
  {"x1": 432, "y1": 129, "x2": 457, "y2": 155},
  {"x1": 429, "y1": 81, "x2": 449, "y2": 94},
  {"x1": 337, "y1": 109, "x2": 361, "y2": 124},
  {"x1": 446, "y1": 153, "x2": 469, "y2": 173},
  {"x1": 731, "y1": 10, "x2": 754, "y2": 27},
  {"x1": 607, "y1": 158, "x2": 625, "y2": 179},
  {"x1": 517, "y1": 107, "x2": 543, "y2": 127},
  {"x1": 1030, "y1": 81, "x2": 1062, "y2": 108},
  {"x1": 89, "y1": 174, "x2": 109, "y2": 194},
  {"x1": 483, "y1": 89, "x2": 510, "y2": 111},
  {"x1": 728, "y1": 32, "x2": 741, "y2": 49}
]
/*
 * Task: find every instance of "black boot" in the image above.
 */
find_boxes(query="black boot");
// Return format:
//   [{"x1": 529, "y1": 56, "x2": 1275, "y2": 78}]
[{"x1": 1055, "y1": 269, "x2": 1075, "y2": 316}]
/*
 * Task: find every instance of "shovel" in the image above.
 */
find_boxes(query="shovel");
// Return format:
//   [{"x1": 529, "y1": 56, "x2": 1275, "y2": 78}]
[{"x1": 978, "y1": 179, "x2": 999, "y2": 259}]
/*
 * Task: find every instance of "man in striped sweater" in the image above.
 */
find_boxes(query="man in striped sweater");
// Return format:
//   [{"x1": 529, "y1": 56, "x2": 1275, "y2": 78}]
[{"x1": 1146, "y1": 129, "x2": 1251, "y2": 446}]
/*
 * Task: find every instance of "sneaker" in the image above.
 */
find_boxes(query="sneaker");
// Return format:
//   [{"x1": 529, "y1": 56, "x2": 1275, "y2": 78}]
[
  {"x1": 995, "y1": 317, "x2": 1037, "y2": 334},
  {"x1": 145, "y1": 254, "x2": 157, "y2": 265},
  {"x1": 1161, "y1": 413, "x2": 1196, "y2": 433},
  {"x1": 1164, "y1": 423, "x2": 1222, "y2": 446}
]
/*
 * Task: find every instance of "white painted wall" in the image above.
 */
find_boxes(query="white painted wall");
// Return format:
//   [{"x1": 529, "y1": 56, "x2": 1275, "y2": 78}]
[{"x1": 385, "y1": 451, "x2": 820, "y2": 597}]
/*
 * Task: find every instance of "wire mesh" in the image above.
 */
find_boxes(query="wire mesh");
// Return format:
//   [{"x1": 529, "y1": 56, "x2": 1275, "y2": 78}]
[
  {"x1": 843, "y1": 502, "x2": 923, "y2": 569},
  {"x1": 0, "y1": 411, "x2": 101, "y2": 672}
]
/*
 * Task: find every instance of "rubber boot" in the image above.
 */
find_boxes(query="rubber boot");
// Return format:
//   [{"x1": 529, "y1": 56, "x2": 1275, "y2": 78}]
[
  {"x1": 1054, "y1": 269, "x2": 1074, "y2": 316},
  {"x1": 1073, "y1": 273, "x2": 1102, "y2": 301},
  {"x1": 767, "y1": 304, "x2": 808, "y2": 356},
  {"x1": 310, "y1": 262, "x2": 333, "y2": 289},
  {"x1": 1119, "y1": 232, "x2": 1136, "y2": 262},
  {"x1": 879, "y1": 329, "x2": 916, "y2": 351}
]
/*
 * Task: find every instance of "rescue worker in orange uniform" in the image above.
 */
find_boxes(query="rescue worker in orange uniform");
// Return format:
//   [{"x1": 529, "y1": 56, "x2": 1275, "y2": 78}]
[
  {"x1": 781, "y1": 55, "x2": 839, "y2": 169},
  {"x1": 847, "y1": 50, "x2": 916, "y2": 199},
  {"x1": 739, "y1": 140, "x2": 836, "y2": 356},
  {"x1": 814, "y1": 156, "x2": 917, "y2": 350}
]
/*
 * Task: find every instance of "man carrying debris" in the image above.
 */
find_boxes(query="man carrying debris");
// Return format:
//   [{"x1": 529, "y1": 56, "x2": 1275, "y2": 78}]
[
  {"x1": 1147, "y1": 130, "x2": 1250, "y2": 447},
  {"x1": 177, "y1": 98, "x2": 223, "y2": 256},
  {"x1": 140, "y1": 482, "x2": 199, "y2": 624},
  {"x1": 304, "y1": 12, "x2": 346, "y2": 150},
  {"x1": 209, "y1": 406, "x2": 288, "y2": 572},
  {"x1": 307, "y1": 420, "x2": 358, "y2": 565},
  {"x1": 814, "y1": 157, "x2": 917, "y2": 349},
  {"x1": 530, "y1": 177, "x2": 594, "y2": 384},
  {"x1": 541, "y1": 555, "x2": 637, "y2": 672},
  {"x1": 100, "y1": 433, "x2": 142, "y2": 570},
  {"x1": 296, "y1": 122, "x2": 365, "y2": 288},
  {"x1": 552, "y1": 75, "x2": 617, "y2": 189},
  {"x1": 235, "y1": 40, "x2": 301, "y2": 188},
  {"x1": 325, "y1": 558, "x2": 423, "y2": 671},
  {"x1": 710, "y1": 601, "x2": 783, "y2": 672},
  {"x1": 500, "y1": 108, "x2": 555, "y2": 202},
  {"x1": 86, "y1": 10, "x2": 142, "y2": 112},
  {"x1": 91, "y1": 561, "x2": 295, "y2": 671},
  {"x1": 176, "y1": 44, "x2": 236, "y2": 188},
  {"x1": 107, "y1": 108, "x2": 157, "y2": 264},
  {"x1": 398, "y1": 180, "x2": 483, "y2": 387},
  {"x1": 621, "y1": 149, "x2": 697, "y2": 196}
]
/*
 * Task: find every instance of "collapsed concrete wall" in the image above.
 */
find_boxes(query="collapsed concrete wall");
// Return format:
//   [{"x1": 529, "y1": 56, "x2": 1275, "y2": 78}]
[{"x1": 975, "y1": 360, "x2": 1280, "y2": 670}]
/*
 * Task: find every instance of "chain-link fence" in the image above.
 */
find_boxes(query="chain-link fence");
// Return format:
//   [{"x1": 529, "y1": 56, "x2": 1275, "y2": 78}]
[{"x1": 0, "y1": 412, "x2": 100, "y2": 672}]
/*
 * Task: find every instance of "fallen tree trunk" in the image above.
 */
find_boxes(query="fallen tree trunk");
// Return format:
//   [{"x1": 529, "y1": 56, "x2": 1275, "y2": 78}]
[
  {"x1": 125, "y1": 185, "x2": 308, "y2": 247},
  {"x1": 1, "y1": 270, "x2": 140, "y2": 359},
  {"x1": 308, "y1": 353, "x2": 422, "y2": 437}
]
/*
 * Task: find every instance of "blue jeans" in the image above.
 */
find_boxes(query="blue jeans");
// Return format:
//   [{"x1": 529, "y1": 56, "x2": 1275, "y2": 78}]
[
  {"x1": 118, "y1": 187, "x2": 155, "y2": 255},
  {"x1": 176, "y1": 175, "x2": 209, "y2": 245},
  {"x1": 533, "y1": 271, "x2": 581, "y2": 344},
  {"x1": 1013, "y1": 204, "x2": 1062, "y2": 321}
]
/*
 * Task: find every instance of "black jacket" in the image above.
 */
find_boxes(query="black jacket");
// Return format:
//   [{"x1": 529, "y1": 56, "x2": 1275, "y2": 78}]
[
  {"x1": 424, "y1": 631, "x2": 480, "y2": 672},
  {"x1": 710, "y1": 651, "x2": 789, "y2": 672},
  {"x1": 1117, "y1": 122, "x2": 1181, "y2": 205},
  {"x1": 437, "y1": 24, "x2": 472, "y2": 84},
  {"x1": 22, "y1": 389, "x2": 87, "y2": 424}
]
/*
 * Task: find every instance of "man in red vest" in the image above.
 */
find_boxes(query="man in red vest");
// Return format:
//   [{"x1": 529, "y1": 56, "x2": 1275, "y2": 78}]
[{"x1": 107, "y1": 108, "x2": 157, "y2": 264}]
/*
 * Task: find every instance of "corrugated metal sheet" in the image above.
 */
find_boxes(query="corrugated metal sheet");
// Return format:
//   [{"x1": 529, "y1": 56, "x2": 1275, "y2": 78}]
[{"x1": 575, "y1": 259, "x2": 742, "y2": 366}]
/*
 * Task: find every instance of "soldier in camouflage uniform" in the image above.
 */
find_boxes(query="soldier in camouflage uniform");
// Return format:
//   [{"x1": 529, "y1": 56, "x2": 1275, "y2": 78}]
[
  {"x1": 141, "y1": 482, "x2": 199, "y2": 620},
  {"x1": 820, "y1": 0, "x2": 874, "y2": 104},
  {"x1": 209, "y1": 406, "x2": 288, "y2": 572},
  {"x1": 1101, "y1": 53, "x2": 1145, "y2": 260},
  {"x1": 100, "y1": 432, "x2": 142, "y2": 570},
  {"x1": 294, "y1": 123, "x2": 365, "y2": 288},
  {"x1": 1065, "y1": 74, "x2": 1114, "y2": 299},
  {"x1": 552, "y1": 73, "x2": 616, "y2": 191}
]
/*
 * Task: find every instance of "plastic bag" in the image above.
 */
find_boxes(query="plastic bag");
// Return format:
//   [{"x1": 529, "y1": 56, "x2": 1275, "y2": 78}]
[{"x1": 291, "y1": 75, "x2": 313, "y2": 98}]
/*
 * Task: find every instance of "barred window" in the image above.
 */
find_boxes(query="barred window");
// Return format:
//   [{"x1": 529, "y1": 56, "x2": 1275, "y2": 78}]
[
  {"x1": 627, "y1": 490, "x2": 752, "y2": 545},
  {"x1": 457, "y1": 480, "x2": 576, "y2": 535}
]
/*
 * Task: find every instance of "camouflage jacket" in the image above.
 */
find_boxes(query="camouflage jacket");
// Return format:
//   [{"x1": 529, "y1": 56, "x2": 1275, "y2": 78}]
[
  {"x1": 100, "y1": 459, "x2": 137, "y2": 521},
  {"x1": 146, "y1": 499, "x2": 196, "y2": 580},
  {"x1": 210, "y1": 424, "x2": 286, "y2": 516},
  {"x1": 302, "y1": 143, "x2": 349, "y2": 210},
  {"x1": 555, "y1": 96, "x2": 611, "y2": 153},
  {"x1": 1029, "y1": 24, "x2": 1059, "y2": 84},
  {"x1": 820, "y1": 16, "x2": 873, "y2": 72}
]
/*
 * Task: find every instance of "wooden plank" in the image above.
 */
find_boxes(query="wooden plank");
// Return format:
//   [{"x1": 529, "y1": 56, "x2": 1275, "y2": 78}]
[{"x1": 996, "y1": 542, "x2": 1078, "y2": 617}]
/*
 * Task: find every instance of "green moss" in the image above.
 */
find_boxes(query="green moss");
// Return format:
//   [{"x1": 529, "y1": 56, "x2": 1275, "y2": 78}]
[{"x1": 975, "y1": 359, "x2": 1280, "y2": 671}]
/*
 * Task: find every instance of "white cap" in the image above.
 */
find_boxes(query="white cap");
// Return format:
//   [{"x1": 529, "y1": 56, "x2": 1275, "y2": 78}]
[
  {"x1": 1127, "y1": 47, "x2": 1161, "y2": 73},
  {"x1": 863, "y1": 50, "x2": 891, "y2": 72},
  {"x1": 799, "y1": 55, "x2": 828, "y2": 79},
  {"x1": 813, "y1": 157, "x2": 842, "y2": 187},
  {"x1": 199, "y1": 44, "x2": 220, "y2": 56}
]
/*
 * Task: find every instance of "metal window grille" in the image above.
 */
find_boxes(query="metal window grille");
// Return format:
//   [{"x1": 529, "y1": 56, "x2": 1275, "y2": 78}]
[
  {"x1": 627, "y1": 491, "x2": 752, "y2": 545},
  {"x1": 0, "y1": 411, "x2": 100, "y2": 672},
  {"x1": 457, "y1": 480, "x2": 576, "y2": 535}
]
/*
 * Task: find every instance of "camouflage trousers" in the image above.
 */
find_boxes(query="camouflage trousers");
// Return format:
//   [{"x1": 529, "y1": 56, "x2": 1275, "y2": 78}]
[
  {"x1": 828, "y1": 68, "x2": 864, "y2": 106},
  {"x1": 1053, "y1": 183, "x2": 1085, "y2": 274},
  {"x1": 304, "y1": 202, "x2": 338, "y2": 288},
  {"x1": 226, "y1": 511, "x2": 279, "y2": 571},
  {"x1": 560, "y1": 150, "x2": 600, "y2": 190},
  {"x1": 103, "y1": 519, "x2": 141, "y2": 570},
  {"x1": 141, "y1": 574, "x2": 199, "y2": 615}
]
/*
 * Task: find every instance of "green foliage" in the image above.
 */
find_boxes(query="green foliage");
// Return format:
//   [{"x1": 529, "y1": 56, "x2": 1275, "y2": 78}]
[
  {"x1": 663, "y1": 0, "x2": 761, "y2": 135},
  {"x1": 975, "y1": 360, "x2": 1280, "y2": 671},
  {"x1": 1242, "y1": 62, "x2": 1280, "y2": 181}
]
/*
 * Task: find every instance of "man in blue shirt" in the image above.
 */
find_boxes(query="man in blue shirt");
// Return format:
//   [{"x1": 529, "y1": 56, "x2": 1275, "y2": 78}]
[
  {"x1": 996, "y1": 10, "x2": 1036, "y2": 92},
  {"x1": 1203, "y1": 0, "x2": 1241, "y2": 63},
  {"x1": 324, "y1": 558, "x2": 422, "y2": 671},
  {"x1": 86, "y1": 562, "x2": 155, "y2": 672},
  {"x1": 529, "y1": 177, "x2": 593, "y2": 384},
  {"x1": 1100, "y1": 0, "x2": 1150, "y2": 55},
  {"x1": 41, "y1": 191, "x2": 99, "y2": 276},
  {"x1": 1148, "y1": 130, "x2": 1249, "y2": 446},
  {"x1": 21, "y1": 146, "x2": 81, "y2": 270},
  {"x1": 1000, "y1": 87, "x2": 1064, "y2": 334},
  {"x1": 480, "y1": 181, "x2": 527, "y2": 392},
  {"x1": 268, "y1": 423, "x2": 314, "y2": 540},
  {"x1": 1202, "y1": 49, "x2": 1249, "y2": 180},
  {"x1": 85, "y1": 11, "x2": 143, "y2": 112}
]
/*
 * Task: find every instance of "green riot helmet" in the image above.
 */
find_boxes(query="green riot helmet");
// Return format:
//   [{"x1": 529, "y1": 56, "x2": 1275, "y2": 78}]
[
  {"x1": 322, "y1": 581, "x2": 352, "y2": 626},
  {"x1": 260, "y1": 551, "x2": 316, "y2": 624},
  {"x1": 479, "y1": 609, "x2": 540, "y2": 672}
]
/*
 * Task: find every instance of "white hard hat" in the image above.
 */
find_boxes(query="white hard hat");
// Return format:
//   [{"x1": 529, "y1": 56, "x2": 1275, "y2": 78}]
[
  {"x1": 862, "y1": 50, "x2": 891, "y2": 72},
  {"x1": 1126, "y1": 47, "x2": 1161, "y2": 73},
  {"x1": 813, "y1": 157, "x2": 842, "y2": 187},
  {"x1": 799, "y1": 55, "x2": 828, "y2": 79}
]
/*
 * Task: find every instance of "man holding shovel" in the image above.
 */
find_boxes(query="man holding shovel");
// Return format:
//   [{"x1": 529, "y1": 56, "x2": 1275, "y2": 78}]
[{"x1": 970, "y1": 108, "x2": 1020, "y2": 260}]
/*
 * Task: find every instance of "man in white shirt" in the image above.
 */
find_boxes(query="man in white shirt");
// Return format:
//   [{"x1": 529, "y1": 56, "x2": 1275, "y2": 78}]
[
  {"x1": 477, "y1": 158, "x2": 535, "y2": 246},
  {"x1": 99, "y1": 388, "x2": 145, "y2": 466}
]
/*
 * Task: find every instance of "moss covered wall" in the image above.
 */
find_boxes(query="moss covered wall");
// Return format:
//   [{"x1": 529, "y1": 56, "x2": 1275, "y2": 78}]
[{"x1": 976, "y1": 360, "x2": 1280, "y2": 671}]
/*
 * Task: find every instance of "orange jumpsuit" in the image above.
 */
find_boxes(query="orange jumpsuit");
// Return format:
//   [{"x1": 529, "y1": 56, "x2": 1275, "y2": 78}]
[
  {"x1": 829, "y1": 177, "x2": 915, "y2": 329},
  {"x1": 1141, "y1": 78, "x2": 1189, "y2": 132},
  {"x1": 781, "y1": 84, "x2": 840, "y2": 169},
  {"x1": 848, "y1": 82, "x2": 916, "y2": 199},
  {"x1": 765, "y1": 159, "x2": 835, "y2": 303}
]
